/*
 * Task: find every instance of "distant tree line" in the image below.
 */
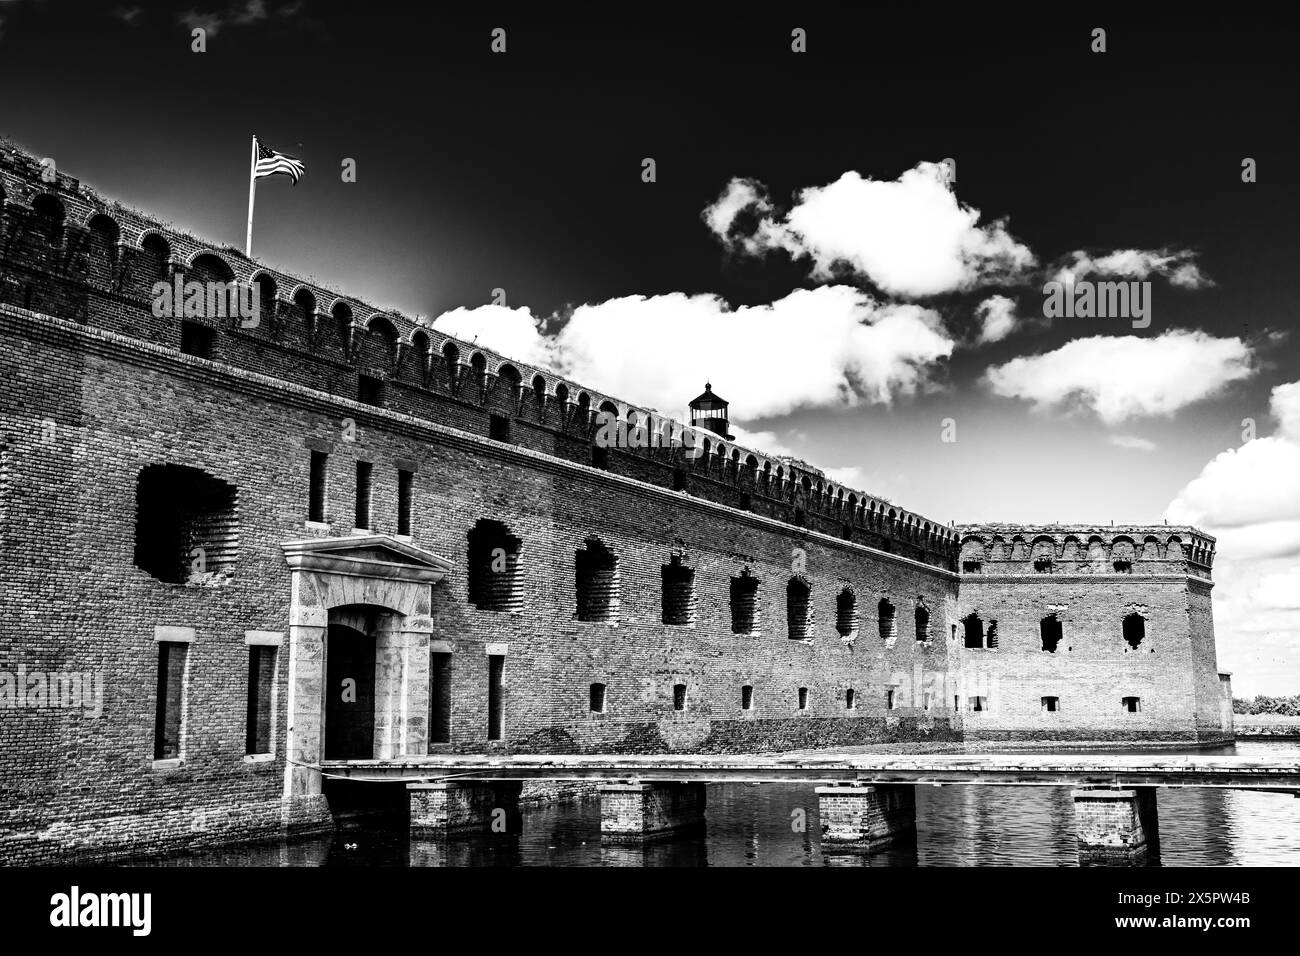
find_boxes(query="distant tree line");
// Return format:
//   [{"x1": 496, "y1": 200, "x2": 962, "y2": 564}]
[{"x1": 1233, "y1": 695, "x2": 1300, "y2": 716}]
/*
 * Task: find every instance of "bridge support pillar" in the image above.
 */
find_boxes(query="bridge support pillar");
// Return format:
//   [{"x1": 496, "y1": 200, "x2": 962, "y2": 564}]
[
  {"x1": 1072, "y1": 788, "x2": 1159, "y2": 865},
  {"x1": 407, "y1": 781, "x2": 523, "y2": 838},
  {"x1": 599, "y1": 782, "x2": 707, "y2": 843},
  {"x1": 816, "y1": 783, "x2": 916, "y2": 852}
]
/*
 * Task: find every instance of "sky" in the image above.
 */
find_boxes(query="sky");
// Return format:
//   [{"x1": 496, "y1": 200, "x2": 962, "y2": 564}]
[{"x1": 1, "y1": 2, "x2": 1297, "y2": 694}]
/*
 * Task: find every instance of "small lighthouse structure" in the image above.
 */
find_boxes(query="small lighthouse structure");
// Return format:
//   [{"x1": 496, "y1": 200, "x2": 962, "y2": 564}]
[{"x1": 689, "y1": 382, "x2": 733, "y2": 440}]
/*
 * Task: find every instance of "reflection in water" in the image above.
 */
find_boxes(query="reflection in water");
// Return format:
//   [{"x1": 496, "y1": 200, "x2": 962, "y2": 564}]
[{"x1": 127, "y1": 741, "x2": 1300, "y2": 867}]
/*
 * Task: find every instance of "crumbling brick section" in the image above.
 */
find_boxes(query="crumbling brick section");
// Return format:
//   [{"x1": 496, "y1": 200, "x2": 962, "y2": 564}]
[
  {"x1": 133, "y1": 464, "x2": 237, "y2": 584},
  {"x1": 575, "y1": 538, "x2": 619, "y2": 622},
  {"x1": 467, "y1": 519, "x2": 522, "y2": 612},
  {"x1": 661, "y1": 555, "x2": 696, "y2": 626}
]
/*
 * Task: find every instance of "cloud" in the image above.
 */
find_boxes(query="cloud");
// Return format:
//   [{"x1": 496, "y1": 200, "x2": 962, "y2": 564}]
[
  {"x1": 113, "y1": 5, "x2": 142, "y2": 24},
  {"x1": 703, "y1": 164, "x2": 1036, "y2": 298},
  {"x1": 984, "y1": 329, "x2": 1254, "y2": 424},
  {"x1": 1051, "y1": 248, "x2": 1212, "y2": 289},
  {"x1": 1251, "y1": 567, "x2": 1300, "y2": 610},
  {"x1": 824, "y1": 465, "x2": 865, "y2": 488},
  {"x1": 1108, "y1": 434, "x2": 1157, "y2": 452},
  {"x1": 178, "y1": 8, "x2": 223, "y2": 35},
  {"x1": 973, "y1": 295, "x2": 1018, "y2": 345},
  {"x1": 429, "y1": 304, "x2": 552, "y2": 369},
  {"x1": 1165, "y1": 380, "x2": 1300, "y2": 694},
  {"x1": 433, "y1": 286, "x2": 955, "y2": 422}
]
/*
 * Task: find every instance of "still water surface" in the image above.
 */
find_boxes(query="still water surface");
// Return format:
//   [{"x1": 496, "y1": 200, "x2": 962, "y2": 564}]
[{"x1": 137, "y1": 740, "x2": 1300, "y2": 866}]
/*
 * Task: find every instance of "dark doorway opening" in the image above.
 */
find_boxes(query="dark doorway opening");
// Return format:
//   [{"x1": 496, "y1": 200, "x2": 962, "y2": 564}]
[{"x1": 324, "y1": 620, "x2": 376, "y2": 760}]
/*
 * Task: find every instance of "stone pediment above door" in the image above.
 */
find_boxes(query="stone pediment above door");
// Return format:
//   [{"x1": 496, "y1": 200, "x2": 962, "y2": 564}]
[{"x1": 282, "y1": 533, "x2": 453, "y2": 585}]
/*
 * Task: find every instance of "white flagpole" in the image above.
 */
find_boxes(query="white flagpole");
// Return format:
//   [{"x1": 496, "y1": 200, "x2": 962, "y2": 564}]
[{"x1": 245, "y1": 135, "x2": 257, "y2": 257}]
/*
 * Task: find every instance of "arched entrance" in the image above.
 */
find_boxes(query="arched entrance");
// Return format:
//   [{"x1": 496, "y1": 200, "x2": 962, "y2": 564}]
[{"x1": 324, "y1": 607, "x2": 380, "y2": 760}]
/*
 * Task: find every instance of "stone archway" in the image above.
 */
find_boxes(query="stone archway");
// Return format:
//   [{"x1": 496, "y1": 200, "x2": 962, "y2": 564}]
[{"x1": 280, "y1": 534, "x2": 452, "y2": 830}]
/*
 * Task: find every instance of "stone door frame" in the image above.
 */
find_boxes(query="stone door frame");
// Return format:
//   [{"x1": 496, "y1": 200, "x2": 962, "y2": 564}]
[{"x1": 280, "y1": 534, "x2": 453, "y2": 804}]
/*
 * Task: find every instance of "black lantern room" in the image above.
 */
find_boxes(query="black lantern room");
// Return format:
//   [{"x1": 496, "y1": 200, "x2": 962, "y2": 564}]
[{"x1": 689, "y1": 382, "x2": 733, "y2": 440}]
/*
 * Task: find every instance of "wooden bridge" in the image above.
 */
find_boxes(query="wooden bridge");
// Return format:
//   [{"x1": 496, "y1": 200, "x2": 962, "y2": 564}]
[{"x1": 315, "y1": 752, "x2": 1300, "y2": 864}]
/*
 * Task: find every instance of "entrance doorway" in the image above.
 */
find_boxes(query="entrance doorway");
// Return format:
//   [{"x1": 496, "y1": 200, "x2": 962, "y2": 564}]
[{"x1": 324, "y1": 613, "x2": 377, "y2": 760}]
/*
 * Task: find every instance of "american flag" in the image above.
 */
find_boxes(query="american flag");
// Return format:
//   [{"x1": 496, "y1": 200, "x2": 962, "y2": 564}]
[{"x1": 254, "y1": 137, "x2": 305, "y2": 185}]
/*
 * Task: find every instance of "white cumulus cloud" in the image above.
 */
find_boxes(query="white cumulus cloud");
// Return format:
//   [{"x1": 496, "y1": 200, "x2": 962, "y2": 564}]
[
  {"x1": 703, "y1": 164, "x2": 1036, "y2": 299},
  {"x1": 984, "y1": 330, "x2": 1254, "y2": 425},
  {"x1": 1165, "y1": 380, "x2": 1300, "y2": 694},
  {"x1": 974, "y1": 295, "x2": 1019, "y2": 345},
  {"x1": 433, "y1": 286, "x2": 955, "y2": 422},
  {"x1": 1052, "y1": 248, "x2": 1212, "y2": 289}
]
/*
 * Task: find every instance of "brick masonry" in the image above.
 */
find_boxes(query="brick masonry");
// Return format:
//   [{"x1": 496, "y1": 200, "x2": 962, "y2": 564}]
[{"x1": 0, "y1": 142, "x2": 1229, "y2": 862}]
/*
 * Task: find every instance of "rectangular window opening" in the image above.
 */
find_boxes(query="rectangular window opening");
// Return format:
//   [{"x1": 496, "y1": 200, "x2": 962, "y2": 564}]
[
  {"x1": 1041, "y1": 695, "x2": 1060, "y2": 713},
  {"x1": 429, "y1": 652, "x2": 452, "y2": 745},
  {"x1": 308, "y1": 451, "x2": 328, "y2": 523},
  {"x1": 397, "y1": 468, "x2": 413, "y2": 536},
  {"x1": 589, "y1": 682, "x2": 606, "y2": 713},
  {"x1": 487, "y1": 655, "x2": 505, "y2": 740},
  {"x1": 154, "y1": 642, "x2": 188, "y2": 761},
  {"x1": 741, "y1": 685, "x2": 754, "y2": 711},
  {"x1": 354, "y1": 460, "x2": 372, "y2": 530},
  {"x1": 180, "y1": 320, "x2": 215, "y2": 359},
  {"x1": 245, "y1": 645, "x2": 275, "y2": 755}
]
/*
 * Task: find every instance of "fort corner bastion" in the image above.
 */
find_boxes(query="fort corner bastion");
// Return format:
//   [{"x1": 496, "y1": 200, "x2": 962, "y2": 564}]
[{"x1": 0, "y1": 142, "x2": 1231, "y2": 861}]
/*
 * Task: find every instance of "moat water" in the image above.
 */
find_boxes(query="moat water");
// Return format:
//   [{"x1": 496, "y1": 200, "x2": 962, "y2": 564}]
[{"x1": 133, "y1": 740, "x2": 1300, "y2": 867}]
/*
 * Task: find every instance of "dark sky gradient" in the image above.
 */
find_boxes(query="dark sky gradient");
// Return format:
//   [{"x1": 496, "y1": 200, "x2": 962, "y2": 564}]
[{"x1": 0, "y1": 2, "x2": 1295, "y2": 525}]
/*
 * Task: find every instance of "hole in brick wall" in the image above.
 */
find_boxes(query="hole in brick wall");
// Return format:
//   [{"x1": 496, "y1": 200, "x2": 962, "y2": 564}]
[
  {"x1": 673, "y1": 684, "x2": 687, "y2": 711},
  {"x1": 245, "y1": 645, "x2": 275, "y2": 755},
  {"x1": 308, "y1": 451, "x2": 328, "y2": 522},
  {"x1": 180, "y1": 320, "x2": 214, "y2": 359},
  {"x1": 1113, "y1": 559, "x2": 1133, "y2": 573},
  {"x1": 589, "y1": 683, "x2": 606, "y2": 713},
  {"x1": 1123, "y1": 696, "x2": 1142, "y2": 713},
  {"x1": 886, "y1": 687, "x2": 896, "y2": 710},
  {"x1": 358, "y1": 374, "x2": 385, "y2": 406},
  {"x1": 741, "y1": 685, "x2": 753, "y2": 710},
  {"x1": 878, "y1": 598, "x2": 896, "y2": 642},
  {"x1": 835, "y1": 587, "x2": 858, "y2": 638},
  {"x1": 730, "y1": 568, "x2": 759, "y2": 634},
  {"x1": 154, "y1": 641, "x2": 188, "y2": 760},
  {"x1": 591, "y1": 445, "x2": 609, "y2": 470},
  {"x1": 1123, "y1": 612, "x2": 1146, "y2": 649},
  {"x1": 489, "y1": 413, "x2": 512, "y2": 443},
  {"x1": 134, "y1": 465, "x2": 238, "y2": 585},
  {"x1": 467, "y1": 519, "x2": 523, "y2": 612},
  {"x1": 840, "y1": 523, "x2": 852, "y2": 541},
  {"x1": 1033, "y1": 557, "x2": 1053, "y2": 573},
  {"x1": 962, "y1": 613, "x2": 984, "y2": 649},
  {"x1": 915, "y1": 602, "x2": 931, "y2": 642},
  {"x1": 798, "y1": 687, "x2": 808, "y2": 710},
  {"x1": 968, "y1": 695, "x2": 987, "y2": 712},
  {"x1": 354, "y1": 461, "x2": 372, "y2": 530},
  {"x1": 786, "y1": 576, "x2": 812, "y2": 640},
  {"x1": 429, "y1": 652, "x2": 452, "y2": 744},
  {"x1": 1041, "y1": 613, "x2": 1063, "y2": 652},
  {"x1": 1041, "y1": 695, "x2": 1060, "y2": 713},
  {"x1": 661, "y1": 555, "x2": 696, "y2": 626},
  {"x1": 845, "y1": 688, "x2": 856, "y2": 710},
  {"x1": 672, "y1": 468, "x2": 687, "y2": 491},
  {"x1": 793, "y1": 508, "x2": 806, "y2": 528},
  {"x1": 575, "y1": 538, "x2": 619, "y2": 623},
  {"x1": 962, "y1": 560, "x2": 983, "y2": 573},
  {"x1": 740, "y1": 492, "x2": 752, "y2": 511}
]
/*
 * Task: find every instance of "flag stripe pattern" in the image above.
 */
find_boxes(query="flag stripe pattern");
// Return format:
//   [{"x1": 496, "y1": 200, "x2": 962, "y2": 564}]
[{"x1": 254, "y1": 138, "x2": 305, "y2": 184}]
